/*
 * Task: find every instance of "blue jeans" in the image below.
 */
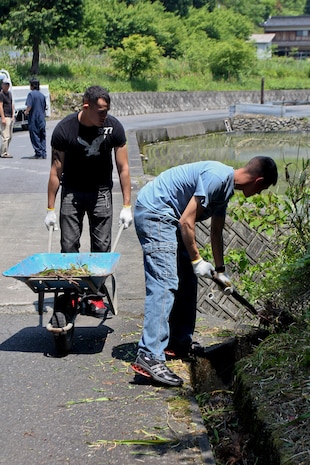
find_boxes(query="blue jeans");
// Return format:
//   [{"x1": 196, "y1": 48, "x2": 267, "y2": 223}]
[
  {"x1": 134, "y1": 202, "x2": 197, "y2": 361},
  {"x1": 29, "y1": 122, "x2": 46, "y2": 158},
  {"x1": 60, "y1": 188, "x2": 112, "y2": 253}
]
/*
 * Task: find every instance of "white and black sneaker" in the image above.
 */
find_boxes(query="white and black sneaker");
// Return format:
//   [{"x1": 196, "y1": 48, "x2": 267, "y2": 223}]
[{"x1": 131, "y1": 353, "x2": 183, "y2": 387}]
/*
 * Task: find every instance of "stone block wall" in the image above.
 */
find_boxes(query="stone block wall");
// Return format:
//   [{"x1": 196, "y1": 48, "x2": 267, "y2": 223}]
[
  {"x1": 196, "y1": 217, "x2": 276, "y2": 324},
  {"x1": 231, "y1": 114, "x2": 310, "y2": 132}
]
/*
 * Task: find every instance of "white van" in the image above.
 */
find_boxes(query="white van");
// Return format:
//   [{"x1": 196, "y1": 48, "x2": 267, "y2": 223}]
[{"x1": 0, "y1": 69, "x2": 51, "y2": 130}]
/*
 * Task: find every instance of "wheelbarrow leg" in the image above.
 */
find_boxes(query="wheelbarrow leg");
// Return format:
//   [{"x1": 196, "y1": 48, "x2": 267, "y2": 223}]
[
  {"x1": 111, "y1": 274, "x2": 118, "y2": 315},
  {"x1": 38, "y1": 290, "x2": 45, "y2": 326},
  {"x1": 98, "y1": 276, "x2": 118, "y2": 315}
]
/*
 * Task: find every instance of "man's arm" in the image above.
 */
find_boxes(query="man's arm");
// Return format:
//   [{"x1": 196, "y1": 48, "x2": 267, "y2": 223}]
[
  {"x1": 179, "y1": 196, "x2": 204, "y2": 261},
  {"x1": 210, "y1": 216, "x2": 225, "y2": 268},
  {"x1": 24, "y1": 92, "x2": 32, "y2": 116},
  {"x1": 0, "y1": 101, "x2": 6, "y2": 123},
  {"x1": 47, "y1": 148, "x2": 64, "y2": 209},
  {"x1": 179, "y1": 198, "x2": 226, "y2": 265},
  {"x1": 115, "y1": 144, "x2": 131, "y2": 206},
  {"x1": 24, "y1": 105, "x2": 31, "y2": 117}
]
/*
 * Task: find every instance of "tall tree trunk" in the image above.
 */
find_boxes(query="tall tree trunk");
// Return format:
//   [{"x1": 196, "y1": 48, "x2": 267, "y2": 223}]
[{"x1": 31, "y1": 38, "x2": 40, "y2": 76}]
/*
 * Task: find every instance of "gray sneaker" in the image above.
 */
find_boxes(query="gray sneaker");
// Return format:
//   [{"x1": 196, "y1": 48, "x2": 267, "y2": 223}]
[{"x1": 131, "y1": 353, "x2": 183, "y2": 387}]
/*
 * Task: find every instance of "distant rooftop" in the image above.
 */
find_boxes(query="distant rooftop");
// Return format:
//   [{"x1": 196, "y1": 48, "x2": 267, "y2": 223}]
[
  {"x1": 250, "y1": 34, "x2": 275, "y2": 43},
  {"x1": 262, "y1": 15, "x2": 310, "y2": 28}
]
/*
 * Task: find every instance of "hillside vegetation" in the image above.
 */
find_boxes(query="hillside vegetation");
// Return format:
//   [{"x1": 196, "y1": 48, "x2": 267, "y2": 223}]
[{"x1": 1, "y1": 0, "x2": 310, "y2": 99}]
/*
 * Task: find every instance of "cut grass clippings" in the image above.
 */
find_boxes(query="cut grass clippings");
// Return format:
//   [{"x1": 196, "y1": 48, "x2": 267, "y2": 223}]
[
  {"x1": 65, "y1": 396, "x2": 111, "y2": 407},
  {"x1": 88, "y1": 429, "x2": 180, "y2": 448}
]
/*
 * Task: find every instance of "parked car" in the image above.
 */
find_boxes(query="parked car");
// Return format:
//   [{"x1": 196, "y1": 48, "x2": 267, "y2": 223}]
[{"x1": 0, "y1": 69, "x2": 51, "y2": 130}]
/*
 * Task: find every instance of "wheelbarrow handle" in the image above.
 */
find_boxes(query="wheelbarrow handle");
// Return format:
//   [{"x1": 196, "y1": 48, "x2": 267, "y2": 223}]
[
  {"x1": 111, "y1": 224, "x2": 124, "y2": 253},
  {"x1": 48, "y1": 226, "x2": 53, "y2": 253},
  {"x1": 47, "y1": 223, "x2": 124, "y2": 254}
]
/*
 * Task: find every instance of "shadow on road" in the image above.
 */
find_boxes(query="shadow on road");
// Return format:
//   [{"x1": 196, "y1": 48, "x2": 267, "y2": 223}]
[{"x1": 0, "y1": 324, "x2": 114, "y2": 356}]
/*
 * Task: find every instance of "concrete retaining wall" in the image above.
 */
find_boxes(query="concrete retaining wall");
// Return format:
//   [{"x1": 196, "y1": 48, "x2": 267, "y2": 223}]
[
  {"x1": 61, "y1": 89, "x2": 310, "y2": 116},
  {"x1": 110, "y1": 90, "x2": 310, "y2": 116},
  {"x1": 135, "y1": 117, "x2": 226, "y2": 146}
]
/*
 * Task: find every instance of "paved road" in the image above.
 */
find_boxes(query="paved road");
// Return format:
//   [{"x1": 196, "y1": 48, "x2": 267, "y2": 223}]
[
  {"x1": 0, "y1": 111, "x2": 220, "y2": 465},
  {"x1": 1, "y1": 105, "x2": 309, "y2": 465}
]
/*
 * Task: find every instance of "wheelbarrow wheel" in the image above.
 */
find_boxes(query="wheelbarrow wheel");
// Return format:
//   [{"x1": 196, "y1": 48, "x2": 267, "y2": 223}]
[{"x1": 51, "y1": 311, "x2": 74, "y2": 355}]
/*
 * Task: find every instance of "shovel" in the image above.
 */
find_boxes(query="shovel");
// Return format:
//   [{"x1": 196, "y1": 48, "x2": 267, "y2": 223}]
[{"x1": 211, "y1": 274, "x2": 258, "y2": 317}]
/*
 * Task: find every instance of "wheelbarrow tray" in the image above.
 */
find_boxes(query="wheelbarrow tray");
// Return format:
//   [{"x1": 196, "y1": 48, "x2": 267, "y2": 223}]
[{"x1": 3, "y1": 252, "x2": 121, "y2": 294}]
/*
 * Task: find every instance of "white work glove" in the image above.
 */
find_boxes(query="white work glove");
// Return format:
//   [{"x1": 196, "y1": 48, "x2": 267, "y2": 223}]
[
  {"x1": 192, "y1": 257, "x2": 215, "y2": 278},
  {"x1": 215, "y1": 272, "x2": 233, "y2": 295},
  {"x1": 119, "y1": 205, "x2": 133, "y2": 229},
  {"x1": 45, "y1": 208, "x2": 58, "y2": 231}
]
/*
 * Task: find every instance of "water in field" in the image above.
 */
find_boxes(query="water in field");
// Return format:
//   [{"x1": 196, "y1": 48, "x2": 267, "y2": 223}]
[{"x1": 142, "y1": 132, "x2": 310, "y2": 193}]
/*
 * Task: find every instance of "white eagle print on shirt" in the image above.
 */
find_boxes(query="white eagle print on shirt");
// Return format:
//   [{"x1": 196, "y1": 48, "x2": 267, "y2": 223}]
[{"x1": 77, "y1": 127, "x2": 113, "y2": 157}]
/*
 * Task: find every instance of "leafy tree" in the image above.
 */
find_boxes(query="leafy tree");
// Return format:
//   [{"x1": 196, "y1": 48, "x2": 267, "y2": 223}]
[
  {"x1": 182, "y1": 31, "x2": 213, "y2": 72},
  {"x1": 209, "y1": 38, "x2": 257, "y2": 80},
  {"x1": 1, "y1": 0, "x2": 83, "y2": 75},
  {"x1": 184, "y1": 6, "x2": 253, "y2": 41},
  {"x1": 304, "y1": 0, "x2": 310, "y2": 15},
  {"x1": 159, "y1": 0, "x2": 192, "y2": 16},
  {"x1": 80, "y1": 0, "x2": 185, "y2": 59},
  {"x1": 193, "y1": 0, "x2": 216, "y2": 10},
  {"x1": 125, "y1": 0, "x2": 216, "y2": 12},
  {"x1": 108, "y1": 33, "x2": 162, "y2": 79},
  {"x1": 0, "y1": 0, "x2": 17, "y2": 23},
  {"x1": 219, "y1": 0, "x2": 306, "y2": 25}
]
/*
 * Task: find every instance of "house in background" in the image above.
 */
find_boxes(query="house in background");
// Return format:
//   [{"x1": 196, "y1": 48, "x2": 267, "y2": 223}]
[
  {"x1": 262, "y1": 15, "x2": 310, "y2": 58},
  {"x1": 250, "y1": 33, "x2": 275, "y2": 58}
]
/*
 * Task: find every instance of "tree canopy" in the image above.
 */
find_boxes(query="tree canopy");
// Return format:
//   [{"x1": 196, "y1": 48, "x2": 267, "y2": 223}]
[
  {"x1": 0, "y1": 0, "x2": 308, "y2": 79},
  {"x1": 0, "y1": 0, "x2": 83, "y2": 74}
]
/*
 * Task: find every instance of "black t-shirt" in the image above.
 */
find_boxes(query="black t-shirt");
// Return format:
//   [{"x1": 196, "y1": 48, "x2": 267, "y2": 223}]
[
  {"x1": 0, "y1": 90, "x2": 13, "y2": 117},
  {"x1": 51, "y1": 112, "x2": 126, "y2": 192}
]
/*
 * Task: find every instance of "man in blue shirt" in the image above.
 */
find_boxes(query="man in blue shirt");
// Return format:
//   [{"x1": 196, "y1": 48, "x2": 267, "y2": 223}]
[
  {"x1": 131, "y1": 156, "x2": 278, "y2": 387},
  {"x1": 25, "y1": 79, "x2": 47, "y2": 159}
]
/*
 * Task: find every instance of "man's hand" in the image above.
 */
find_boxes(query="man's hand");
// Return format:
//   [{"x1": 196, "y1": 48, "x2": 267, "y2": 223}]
[
  {"x1": 45, "y1": 209, "x2": 58, "y2": 231},
  {"x1": 119, "y1": 205, "x2": 133, "y2": 229},
  {"x1": 215, "y1": 272, "x2": 233, "y2": 295},
  {"x1": 192, "y1": 257, "x2": 215, "y2": 278}
]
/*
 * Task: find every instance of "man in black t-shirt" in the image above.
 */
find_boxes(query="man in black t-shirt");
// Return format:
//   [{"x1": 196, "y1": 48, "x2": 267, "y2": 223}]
[
  {"x1": 0, "y1": 77, "x2": 14, "y2": 158},
  {"x1": 45, "y1": 86, "x2": 132, "y2": 254}
]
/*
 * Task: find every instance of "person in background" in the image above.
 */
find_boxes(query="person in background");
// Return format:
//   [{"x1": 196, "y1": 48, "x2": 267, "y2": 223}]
[
  {"x1": 131, "y1": 156, "x2": 278, "y2": 387},
  {"x1": 24, "y1": 78, "x2": 47, "y2": 159},
  {"x1": 0, "y1": 77, "x2": 14, "y2": 158},
  {"x1": 44, "y1": 85, "x2": 132, "y2": 316}
]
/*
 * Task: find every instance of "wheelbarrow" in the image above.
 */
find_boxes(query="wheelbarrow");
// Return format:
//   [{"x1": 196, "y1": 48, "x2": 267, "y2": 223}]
[{"x1": 2, "y1": 226, "x2": 123, "y2": 355}]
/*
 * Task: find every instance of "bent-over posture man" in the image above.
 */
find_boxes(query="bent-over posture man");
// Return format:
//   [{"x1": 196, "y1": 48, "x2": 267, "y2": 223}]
[{"x1": 131, "y1": 156, "x2": 278, "y2": 387}]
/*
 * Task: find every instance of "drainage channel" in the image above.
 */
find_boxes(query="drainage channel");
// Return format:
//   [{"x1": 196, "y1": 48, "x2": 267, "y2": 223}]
[{"x1": 189, "y1": 328, "x2": 274, "y2": 465}]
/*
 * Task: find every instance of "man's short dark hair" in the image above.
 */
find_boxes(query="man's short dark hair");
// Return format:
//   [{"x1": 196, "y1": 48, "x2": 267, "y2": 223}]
[
  {"x1": 83, "y1": 86, "x2": 111, "y2": 107},
  {"x1": 246, "y1": 156, "x2": 278, "y2": 187},
  {"x1": 30, "y1": 78, "x2": 40, "y2": 90}
]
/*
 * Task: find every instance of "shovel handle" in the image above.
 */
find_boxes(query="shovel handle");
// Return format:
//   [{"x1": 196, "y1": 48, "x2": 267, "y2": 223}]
[{"x1": 211, "y1": 275, "x2": 258, "y2": 316}]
